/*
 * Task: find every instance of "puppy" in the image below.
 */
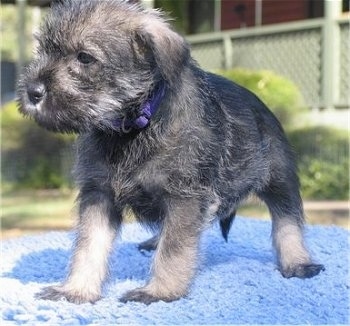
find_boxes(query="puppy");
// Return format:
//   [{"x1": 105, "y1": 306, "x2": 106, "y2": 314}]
[{"x1": 18, "y1": 0, "x2": 324, "y2": 304}]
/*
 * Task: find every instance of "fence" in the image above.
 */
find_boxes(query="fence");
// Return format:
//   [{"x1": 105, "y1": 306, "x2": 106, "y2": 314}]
[{"x1": 187, "y1": 17, "x2": 350, "y2": 110}]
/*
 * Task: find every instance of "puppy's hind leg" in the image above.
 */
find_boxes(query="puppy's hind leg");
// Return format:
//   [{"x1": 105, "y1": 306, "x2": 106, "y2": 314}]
[
  {"x1": 258, "y1": 180, "x2": 324, "y2": 279},
  {"x1": 121, "y1": 199, "x2": 202, "y2": 304},
  {"x1": 36, "y1": 189, "x2": 120, "y2": 304}
]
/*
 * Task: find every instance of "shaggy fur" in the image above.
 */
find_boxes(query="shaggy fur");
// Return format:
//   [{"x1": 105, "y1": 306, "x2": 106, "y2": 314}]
[{"x1": 17, "y1": 0, "x2": 324, "y2": 304}]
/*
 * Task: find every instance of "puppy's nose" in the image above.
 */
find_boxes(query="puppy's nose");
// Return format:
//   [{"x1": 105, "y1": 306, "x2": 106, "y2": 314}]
[{"x1": 27, "y1": 82, "x2": 46, "y2": 105}]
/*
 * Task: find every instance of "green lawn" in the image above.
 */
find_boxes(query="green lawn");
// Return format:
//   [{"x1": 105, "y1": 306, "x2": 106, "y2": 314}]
[{"x1": 1, "y1": 190, "x2": 348, "y2": 239}]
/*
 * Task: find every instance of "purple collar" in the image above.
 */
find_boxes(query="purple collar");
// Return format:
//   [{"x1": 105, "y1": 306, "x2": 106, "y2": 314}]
[{"x1": 113, "y1": 83, "x2": 166, "y2": 132}]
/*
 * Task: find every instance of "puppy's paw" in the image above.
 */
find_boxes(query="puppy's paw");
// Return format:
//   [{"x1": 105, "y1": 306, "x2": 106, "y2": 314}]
[
  {"x1": 120, "y1": 287, "x2": 177, "y2": 305},
  {"x1": 120, "y1": 289, "x2": 158, "y2": 305},
  {"x1": 138, "y1": 236, "x2": 158, "y2": 253},
  {"x1": 281, "y1": 263, "x2": 325, "y2": 279},
  {"x1": 36, "y1": 285, "x2": 101, "y2": 304}
]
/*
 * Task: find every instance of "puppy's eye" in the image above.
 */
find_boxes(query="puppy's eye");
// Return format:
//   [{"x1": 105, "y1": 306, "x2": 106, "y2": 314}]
[{"x1": 77, "y1": 52, "x2": 96, "y2": 65}]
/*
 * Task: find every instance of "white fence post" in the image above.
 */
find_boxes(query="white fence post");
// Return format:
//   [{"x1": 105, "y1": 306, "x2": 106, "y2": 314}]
[
  {"x1": 141, "y1": 0, "x2": 154, "y2": 9},
  {"x1": 322, "y1": 0, "x2": 342, "y2": 110},
  {"x1": 223, "y1": 35, "x2": 233, "y2": 70},
  {"x1": 16, "y1": 0, "x2": 27, "y2": 79}
]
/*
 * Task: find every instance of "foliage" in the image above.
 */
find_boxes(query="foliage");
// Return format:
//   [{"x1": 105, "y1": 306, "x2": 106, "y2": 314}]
[
  {"x1": 288, "y1": 126, "x2": 349, "y2": 200},
  {"x1": 1, "y1": 101, "x2": 75, "y2": 189},
  {"x1": 155, "y1": 0, "x2": 187, "y2": 34},
  {"x1": 298, "y1": 159, "x2": 348, "y2": 200},
  {"x1": 1, "y1": 5, "x2": 42, "y2": 61},
  {"x1": 219, "y1": 68, "x2": 306, "y2": 128},
  {"x1": 1, "y1": 5, "x2": 19, "y2": 61},
  {"x1": 288, "y1": 126, "x2": 349, "y2": 163}
]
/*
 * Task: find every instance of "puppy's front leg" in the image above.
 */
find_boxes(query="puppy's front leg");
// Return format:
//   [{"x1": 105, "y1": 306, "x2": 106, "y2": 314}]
[
  {"x1": 121, "y1": 199, "x2": 202, "y2": 304},
  {"x1": 37, "y1": 190, "x2": 119, "y2": 304}
]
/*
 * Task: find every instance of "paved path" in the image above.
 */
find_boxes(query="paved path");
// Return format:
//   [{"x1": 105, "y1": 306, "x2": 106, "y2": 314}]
[{"x1": 304, "y1": 201, "x2": 349, "y2": 211}]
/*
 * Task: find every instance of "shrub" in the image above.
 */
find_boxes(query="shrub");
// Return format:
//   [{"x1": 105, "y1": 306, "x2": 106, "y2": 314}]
[
  {"x1": 1, "y1": 101, "x2": 75, "y2": 189},
  {"x1": 218, "y1": 68, "x2": 306, "y2": 128},
  {"x1": 288, "y1": 126, "x2": 349, "y2": 200},
  {"x1": 298, "y1": 158, "x2": 348, "y2": 200}
]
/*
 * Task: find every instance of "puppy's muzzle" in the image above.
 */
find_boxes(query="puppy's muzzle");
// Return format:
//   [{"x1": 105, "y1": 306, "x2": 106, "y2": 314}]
[{"x1": 27, "y1": 82, "x2": 46, "y2": 106}]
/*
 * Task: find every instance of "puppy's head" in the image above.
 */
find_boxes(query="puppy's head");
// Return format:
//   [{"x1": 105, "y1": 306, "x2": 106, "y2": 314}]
[{"x1": 17, "y1": 0, "x2": 189, "y2": 133}]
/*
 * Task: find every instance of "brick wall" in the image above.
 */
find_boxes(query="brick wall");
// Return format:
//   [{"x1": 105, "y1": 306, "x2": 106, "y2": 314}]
[{"x1": 221, "y1": 0, "x2": 321, "y2": 30}]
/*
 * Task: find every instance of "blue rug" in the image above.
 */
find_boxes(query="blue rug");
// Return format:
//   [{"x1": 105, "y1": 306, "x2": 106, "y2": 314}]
[{"x1": 1, "y1": 217, "x2": 349, "y2": 325}]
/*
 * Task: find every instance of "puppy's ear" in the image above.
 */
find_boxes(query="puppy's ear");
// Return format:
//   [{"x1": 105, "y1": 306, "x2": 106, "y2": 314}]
[{"x1": 137, "y1": 12, "x2": 190, "y2": 83}]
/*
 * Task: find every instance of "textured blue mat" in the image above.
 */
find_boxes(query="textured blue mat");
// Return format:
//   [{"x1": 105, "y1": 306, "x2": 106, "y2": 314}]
[{"x1": 1, "y1": 217, "x2": 349, "y2": 325}]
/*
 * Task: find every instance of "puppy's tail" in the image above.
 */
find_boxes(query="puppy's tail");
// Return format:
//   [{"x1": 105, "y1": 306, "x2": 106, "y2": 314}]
[{"x1": 219, "y1": 212, "x2": 236, "y2": 242}]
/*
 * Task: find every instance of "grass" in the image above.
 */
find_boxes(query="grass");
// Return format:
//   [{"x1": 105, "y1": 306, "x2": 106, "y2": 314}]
[{"x1": 1, "y1": 190, "x2": 349, "y2": 239}]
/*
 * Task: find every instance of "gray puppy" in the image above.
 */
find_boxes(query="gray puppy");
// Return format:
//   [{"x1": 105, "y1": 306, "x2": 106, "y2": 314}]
[{"x1": 18, "y1": 0, "x2": 324, "y2": 304}]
